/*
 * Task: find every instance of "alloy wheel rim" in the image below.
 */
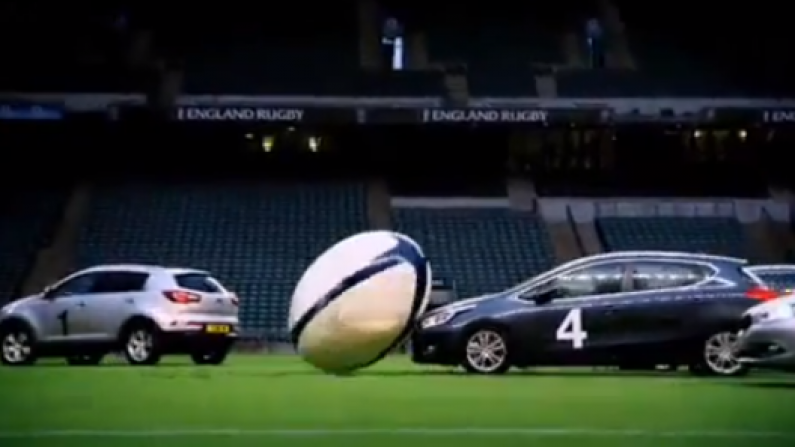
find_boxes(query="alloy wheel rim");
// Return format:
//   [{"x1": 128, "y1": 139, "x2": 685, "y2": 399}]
[
  {"x1": 466, "y1": 330, "x2": 507, "y2": 372},
  {"x1": 127, "y1": 330, "x2": 153, "y2": 362},
  {"x1": 704, "y1": 332, "x2": 742, "y2": 375},
  {"x1": 1, "y1": 332, "x2": 31, "y2": 363}
]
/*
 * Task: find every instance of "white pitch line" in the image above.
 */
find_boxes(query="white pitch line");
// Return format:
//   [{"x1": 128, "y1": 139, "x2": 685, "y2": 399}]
[{"x1": 0, "y1": 428, "x2": 793, "y2": 439}]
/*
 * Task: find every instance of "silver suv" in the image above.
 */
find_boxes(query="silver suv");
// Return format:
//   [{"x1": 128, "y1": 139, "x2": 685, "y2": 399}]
[{"x1": 0, "y1": 264, "x2": 239, "y2": 366}]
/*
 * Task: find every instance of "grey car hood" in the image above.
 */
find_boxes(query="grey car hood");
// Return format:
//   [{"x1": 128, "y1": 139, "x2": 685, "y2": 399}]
[
  {"x1": 1, "y1": 295, "x2": 39, "y2": 314},
  {"x1": 430, "y1": 293, "x2": 499, "y2": 314}
]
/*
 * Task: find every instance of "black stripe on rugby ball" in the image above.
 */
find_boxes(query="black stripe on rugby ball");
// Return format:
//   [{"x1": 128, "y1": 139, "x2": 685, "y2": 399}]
[{"x1": 290, "y1": 239, "x2": 429, "y2": 370}]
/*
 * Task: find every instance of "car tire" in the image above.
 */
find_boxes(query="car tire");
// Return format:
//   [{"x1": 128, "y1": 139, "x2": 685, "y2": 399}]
[
  {"x1": 121, "y1": 322, "x2": 163, "y2": 366},
  {"x1": 461, "y1": 327, "x2": 511, "y2": 375},
  {"x1": 66, "y1": 354, "x2": 104, "y2": 366},
  {"x1": 0, "y1": 322, "x2": 38, "y2": 366},
  {"x1": 689, "y1": 331, "x2": 749, "y2": 377},
  {"x1": 191, "y1": 345, "x2": 231, "y2": 366}
]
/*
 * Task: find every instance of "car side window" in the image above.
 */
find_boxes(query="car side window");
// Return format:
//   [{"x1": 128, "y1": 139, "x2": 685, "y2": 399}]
[
  {"x1": 527, "y1": 263, "x2": 626, "y2": 301},
  {"x1": 174, "y1": 273, "x2": 224, "y2": 293},
  {"x1": 89, "y1": 272, "x2": 149, "y2": 294},
  {"x1": 627, "y1": 262, "x2": 709, "y2": 291},
  {"x1": 48, "y1": 273, "x2": 100, "y2": 298}
]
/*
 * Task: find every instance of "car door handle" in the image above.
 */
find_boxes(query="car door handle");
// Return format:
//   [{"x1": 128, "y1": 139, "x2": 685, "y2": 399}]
[{"x1": 77, "y1": 302, "x2": 86, "y2": 307}]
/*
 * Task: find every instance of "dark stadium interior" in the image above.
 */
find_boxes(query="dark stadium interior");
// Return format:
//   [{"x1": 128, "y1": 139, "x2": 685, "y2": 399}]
[
  {"x1": 2, "y1": 2, "x2": 792, "y2": 98},
  {"x1": 0, "y1": 0, "x2": 795, "y2": 343},
  {"x1": 3, "y1": 120, "x2": 795, "y2": 339},
  {"x1": 3, "y1": 1, "x2": 795, "y2": 442}
]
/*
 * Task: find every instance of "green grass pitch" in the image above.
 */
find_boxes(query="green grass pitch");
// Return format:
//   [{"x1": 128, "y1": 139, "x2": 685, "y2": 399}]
[{"x1": 1, "y1": 355, "x2": 794, "y2": 447}]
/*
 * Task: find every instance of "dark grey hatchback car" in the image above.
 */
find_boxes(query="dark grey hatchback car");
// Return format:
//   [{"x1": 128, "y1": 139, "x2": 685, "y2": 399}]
[{"x1": 412, "y1": 251, "x2": 779, "y2": 376}]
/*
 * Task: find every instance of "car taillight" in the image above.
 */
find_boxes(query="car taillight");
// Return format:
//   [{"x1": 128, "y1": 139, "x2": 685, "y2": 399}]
[
  {"x1": 163, "y1": 290, "x2": 201, "y2": 304},
  {"x1": 746, "y1": 286, "x2": 779, "y2": 302}
]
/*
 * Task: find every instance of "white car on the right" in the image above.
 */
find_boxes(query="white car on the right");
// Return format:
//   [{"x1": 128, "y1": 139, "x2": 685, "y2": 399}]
[{"x1": 735, "y1": 292, "x2": 795, "y2": 372}]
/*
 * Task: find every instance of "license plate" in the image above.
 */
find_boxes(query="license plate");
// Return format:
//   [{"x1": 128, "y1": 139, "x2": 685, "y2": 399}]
[{"x1": 205, "y1": 324, "x2": 231, "y2": 334}]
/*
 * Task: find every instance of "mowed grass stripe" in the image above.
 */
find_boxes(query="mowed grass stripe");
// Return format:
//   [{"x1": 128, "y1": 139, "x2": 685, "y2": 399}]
[
  {"x1": 1, "y1": 355, "x2": 794, "y2": 447},
  {"x1": 0, "y1": 427, "x2": 794, "y2": 439}
]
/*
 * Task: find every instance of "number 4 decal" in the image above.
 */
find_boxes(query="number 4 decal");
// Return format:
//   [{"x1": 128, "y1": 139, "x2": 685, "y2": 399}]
[{"x1": 556, "y1": 308, "x2": 588, "y2": 349}]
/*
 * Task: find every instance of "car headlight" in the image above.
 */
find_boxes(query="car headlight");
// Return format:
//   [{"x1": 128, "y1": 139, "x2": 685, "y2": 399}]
[
  {"x1": 421, "y1": 311, "x2": 455, "y2": 329},
  {"x1": 420, "y1": 306, "x2": 474, "y2": 329}
]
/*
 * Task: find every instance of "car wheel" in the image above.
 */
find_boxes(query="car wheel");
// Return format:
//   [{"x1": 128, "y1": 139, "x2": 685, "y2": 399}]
[
  {"x1": 461, "y1": 328, "x2": 511, "y2": 375},
  {"x1": 121, "y1": 323, "x2": 162, "y2": 366},
  {"x1": 690, "y1": 331, "x2": 748, "y2": 377},
  {"x1": 0, "y1": 323, "x2": 37, "y2": 366},
  {"x1": 191, "y1": 346, "x2": 231, "y2": 365},
  {"x1": 66, "y1": 354, "x2": 104, "y2": 366}
]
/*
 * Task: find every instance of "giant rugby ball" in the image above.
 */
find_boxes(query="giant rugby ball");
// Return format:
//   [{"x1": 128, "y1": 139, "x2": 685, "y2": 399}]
[{"x1": 289, "y1": 231, "x2": 431, "y2": 374}]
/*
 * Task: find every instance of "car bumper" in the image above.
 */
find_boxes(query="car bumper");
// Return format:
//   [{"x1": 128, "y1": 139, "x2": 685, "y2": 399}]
[
  {"x1": 160, "y1": 325, "x2": 238, "y2": 353},
  {"x1": 735, "y1": 318, "x2": 795, "y2": 371},
  {"x1": 410, "y1": 328, "x2": 461, "y2": 365}
]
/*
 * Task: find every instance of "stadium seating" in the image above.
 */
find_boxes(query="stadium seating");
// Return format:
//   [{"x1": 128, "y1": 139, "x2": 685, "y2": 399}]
[
  {"x1": 556, "y1": 70, "x2": 682, "y2": 98},
  {"x1": 354, "y1": 71, "x2": 444, "y2": 97},
  {"x1": 418, "y1": 2, "x2": 564, "y2": 97},
  {"x1": 174, "y1": 2, "x2": 446, "y2": 97},
  {"x1": 554, "y1": 2, "x2": 794, "y2": 97},
  {"x1": 392, "y1": 208, "x2": 555, "y2": 298},
  {"x1": 0, "y1": 190, "x2": 66, "y2": 301},
  {"x1": 178, "y1": 3, "x2": 359, "y2": 96},
  {"x1": 76, "y1": 182, "x2": 369, "y2": 340},
  {"x1": 613, "y1": 2, "x2": 739, "y2": 97},
  {"x1": 0, "y1": 5, "x2": 147, "y2": 93},
  {"x1": 596, "y1": 217, "x2": 747, "y2": 258}
]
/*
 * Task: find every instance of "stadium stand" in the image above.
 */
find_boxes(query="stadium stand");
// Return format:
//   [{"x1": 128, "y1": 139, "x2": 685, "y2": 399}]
[
  {"x1": 0, "y1": 4, "x2": 148, "y2": 93},
  {"x1": 176, "y1": 3, "x2": 358, "y2": 96},
  {"x1": 388, "y1": 0, "x2": 576, "y2": 97},
  {"x1": 168, "y1": 2, "x2": 444, "y2": 97},
  {"x1": 354, "y1": 71, "x2": 444, "y2": 97},
  {"x1": 612, "y1": 2, "x2": 737, "y2": 96},
  {"x1": 556, "y1": 69, "x2": 670, "y2": 98},
  {"x1": 554, "y1": 2, "x2": 795, "y2": 97},
  {"x1": 392, "y1": 208, "x2": 555, "y2": 297},
  {"x1": 0, "y1": 190, "x2": 66, "y2": 301},
  {"x1": 75, "y1": 182, "x2": 369, "y2": 340},
  {"x1": 596, "y1": 217, "x2": 748, "y2": 258},
  {"x1": 2, "y1": 0, "x2": 794, "y2": 347}
]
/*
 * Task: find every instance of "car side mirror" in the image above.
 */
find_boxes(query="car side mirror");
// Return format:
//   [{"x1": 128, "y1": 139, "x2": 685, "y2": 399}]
[
  {"x1": 41, "y1": 286, "x2": 55, "y2": 300},
  {"x1": 524, "y1": 288, "x2": 556, "y2": 306}
]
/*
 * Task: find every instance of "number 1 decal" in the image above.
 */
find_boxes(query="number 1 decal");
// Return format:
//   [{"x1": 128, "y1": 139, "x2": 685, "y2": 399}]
[
  {"x1": 556, "y1": 308, "x2": 588, "y2": 349},
  {"x1": 57, "y1": 310, "x2": 70, "y2": 336}
]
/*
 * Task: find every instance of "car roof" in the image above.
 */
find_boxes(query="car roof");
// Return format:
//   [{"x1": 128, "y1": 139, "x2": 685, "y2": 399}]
[
  {"x1": 505, "y1": 250, "x2": 748, "y2": 294},
  {"x1": 77, "y1": 264, "x2": 209, "y2": 276},
  {"x1": 746, "y1": 264, "x2": 795, "y2": 273},
  {"x1": 572, "y1": 251, "x2": 747, "y2": 265}
]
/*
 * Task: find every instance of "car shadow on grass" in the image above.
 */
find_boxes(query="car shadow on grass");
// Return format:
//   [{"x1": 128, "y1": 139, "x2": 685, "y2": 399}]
[
  {"x1": 29, "y1": 362, "x2": 197, "y2": 368},
  {"x1": 733, "y1": 381, "x2": 795, "y2": 390},
  {"x1": 358, "y1": 368, "x2": 704, "y2": 379}
]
